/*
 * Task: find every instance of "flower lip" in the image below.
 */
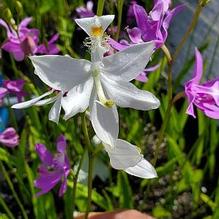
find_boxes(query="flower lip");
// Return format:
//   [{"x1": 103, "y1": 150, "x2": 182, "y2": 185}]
[{"x1": 91, "y1": 25, "x2": 104, "y2": 37}]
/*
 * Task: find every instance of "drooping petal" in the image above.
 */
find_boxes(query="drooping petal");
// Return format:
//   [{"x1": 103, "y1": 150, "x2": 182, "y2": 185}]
[
  {"x1": 127, "y1": 27, "x2": 143, "y2": 44},
  {"x1": 150, "y1": 0, "x2": 164, "y2": 21},
  {"x1": 62, "y1": 77, "x2": 94, "y2": 120},
  {"x1": 12, "y1": 90, "x2": 54, "y2": 109},
  {"x1": 101, "y1": 75, "x2": 160, "y2": 110},
  {"x1": 35, "y1": 143, "x2": 53, "y2": 166},
  {"x1": 90, "y1": 101, "x2": 119, "y2": 146},
  {"x1": 202, "y1": 103, "x2": 219, "y2": 119},
  {"x1": 108, "y1": 38, "x2": 129, "y2": 51},
  {"x1": 18, "y1": 17, "x2": 33, "y2": 30},
  {"x1": 1, "y1": 41, "x2": 25, "y2": 61},
  {"x1": 35, "y1": 171, "x2": 62, "y2": 196},
  {"x1": 48, "y1": 94, "x2": 62, "y2": 124},
  {"x1": 56, "y1": 135, "x2": 67, "y2": 153},
  {"x1": 29, "y1": 55, "x2": 92, "y2": 92},
  {"x1": 125, "y1": 158, "x2": 157, "y2": 178},
  {"x1": 104, "y1": 139, "x2": 143, "y2": 169},
  {"x1": 191, "y1": 48, "x2": 203, "y2": 84},
  {"x1": 162, "y1": 4, "x2": 185, "y2": 31},
  {"x1": 133, "y1": 4, "x2": 149, "y2": 32},
  {"x1": 75, "y1": 15, "x2": 115, "y2": 36},
  {"x1": 161, "y1": 4, "x2": 185, "y2": 42},
  {"x1": 102, "y1": 42, "x2": 155, "y2": 82}
]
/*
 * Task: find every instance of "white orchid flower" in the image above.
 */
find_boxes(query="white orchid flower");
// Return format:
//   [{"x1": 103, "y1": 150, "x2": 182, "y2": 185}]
[
  {"x1": 91, "y1": 101, "x2": 157, "y2": 178},
  {"x1": 12, "y1": 15, "x2": 160, "y2": 124}
]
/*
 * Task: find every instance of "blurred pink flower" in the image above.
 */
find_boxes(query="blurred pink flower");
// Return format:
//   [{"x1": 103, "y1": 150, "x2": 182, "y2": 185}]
[
  {"x1": 0, "y1": 127, "x2": 19, "y2": 147},
  {"x1": 0, "y1": 17, "x2": 60, "y2": 61},
  {"x1": 128, "y1": 0, "x2": 185, "y2": 48},
  {"x1": 0, "y1": 79, "x2": 25, "y2": 103},
  {"x1": 0, "y1": 17, "x2": 39, "y2": 61},
  {"x1": 185, "y1": 48, "x2": 219, "y2": 119},
  {"x1": 76, "y1": 1, "x2": 95, "y2": 18},
  {"x1": 35, "y1": 34, "x2": 60, "y2": 55},
  {"x1": 34, "y1": 135, "x2": 70, "y2": 196}
]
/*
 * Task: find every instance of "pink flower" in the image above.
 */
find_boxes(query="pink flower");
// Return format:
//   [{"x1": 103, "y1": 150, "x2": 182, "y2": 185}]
[
  {"x1": 35, "y1": 34, "x2": 60, "y2": 55},
  {"x1": 0, "y1": 127, "x2": 19, "y2": 147},
  {"x1": 34, "y1": 135, "x2": 70, "y2": 196},
  {"x1": 0, "y1": 79, "x2": 25, "y2": 103},
  {"x1": 0, "y1": 17, "x2": 39, "y2": 61},
  {"x1": 128, "y1": 0, "x2": 184, "y2": 48},
  {"x1": 185, "y1": 48, "x2": 219, "y2": 119},
  {"x1": 0, "y1": 17, "x2": 60, "y2": 61},
  {"x1": 76, "y1": 1, "x2": 95, "y2": 18}
]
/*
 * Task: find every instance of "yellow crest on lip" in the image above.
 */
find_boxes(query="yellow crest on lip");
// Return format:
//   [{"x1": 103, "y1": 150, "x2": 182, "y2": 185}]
[{"x1": 91, "y1": 25, "x2": 103, "y2": 37}]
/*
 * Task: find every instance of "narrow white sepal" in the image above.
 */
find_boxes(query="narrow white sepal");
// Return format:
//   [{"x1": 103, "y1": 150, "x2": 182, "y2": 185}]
[
  {"x1": 125, "y1": 158, "x2": 158, "y2": 179},
  {"x1": 12, "y1": 90, "x2": 54, "y2": 109},
  {"x1": 48, "y1": 94, "x2": 62, "y2": 124}
]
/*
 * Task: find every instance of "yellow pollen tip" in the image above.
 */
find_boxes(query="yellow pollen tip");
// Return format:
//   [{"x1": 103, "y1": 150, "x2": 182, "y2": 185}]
[
  {"x1": 91, "y1": 26, "x2": 103, "y2": 37},
  {"x1": 104, "y1": 100, "x2": 114, "y2": 108}
]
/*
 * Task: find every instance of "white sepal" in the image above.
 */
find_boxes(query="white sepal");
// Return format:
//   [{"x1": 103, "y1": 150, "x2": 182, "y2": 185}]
[
  {"x1": 102, "y1": 42, "x2": 155, "y2": 82},
  {"x1": 102, "y1": 74, "x2": 160, "y2": 110},
  {"x1": 12, "y1": 90, "x2": 54, "y2": 109},
  {"x1": 125, "y1": 158, "x2": 157, "y2": 179},
  {"x1": 62, "y1": 77, "x2": 94, "y2": 120},
  {"x1": 48, "y1": 93, "x2": 62, "y2": 124},
  {"x1": 90, "y1": 101, "x2": 119, "y2": 147},
  {"x1": 30, "y1": 55, "x2": 92, "y2": 92},
  {"x1": 104, "y1": 139, "x2": 142, "y2": 169}
]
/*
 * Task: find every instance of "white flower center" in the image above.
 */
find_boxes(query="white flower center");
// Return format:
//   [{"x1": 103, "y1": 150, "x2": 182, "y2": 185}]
[{"x1": 92, "y1": 63, "x2": 114, "y2": 108}]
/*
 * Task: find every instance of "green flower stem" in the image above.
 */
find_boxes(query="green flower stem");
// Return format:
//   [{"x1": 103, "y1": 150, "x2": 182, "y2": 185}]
[
  {"x1": 116, "y1": 0, "x2": 124, "y2": 41},
  {"x1": 153, "y1": 45, "x2": 173, "y2": 166},
  {"x1": 0, "y1": 193, "x2": 15, "y2": 219},
  {"x1": 0, "y1": 161, "x2": 28, "y2": 219},
  {"x1": 97, "y1": 0, "x2": 105, "y2": 16},
  {"x1": 81, "y1": 113, "x2": 94, "y2": 219},
  {"x1": 72, "y1": 152, "x2": 85, "y2": 218},
  {"x1": 173, "y1": 0, "x2": 209, "y2": 61}
]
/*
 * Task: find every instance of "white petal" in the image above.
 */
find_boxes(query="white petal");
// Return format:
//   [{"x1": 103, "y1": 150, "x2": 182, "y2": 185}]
[
  {"x1": 34, "y1": 96, "x2": 57, "y2": 106},
  {"x1": 48, "y1": 94, "x2": 62, "y2": 124},
  {"x1": 102, "y1": 42, "x2": 155, "y2": 82},
  {"x1": 11, "y1": 90, "x2": 53, "y2": 109},
  {"x1": 30, "y1": 55, "x2": 92, "y2": 92},
  {"x1": 101, "y1": 75, "x2": 160, "y2": 110},
  {"x1": 104, "y1": 139, "x2": 142, "y2": 169},
  {"x1": 125, "y1": 158, "x2": 157, "y2": 179},
  {"x1": 62, "y1": 77, "x2": 94, "y2": 120},
  {"x1": 90, "y1": 100, "x2": 119, "y2": 146},
  {"x1": 75, "y1": 15, "x2": 115, "y2": 36}
]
